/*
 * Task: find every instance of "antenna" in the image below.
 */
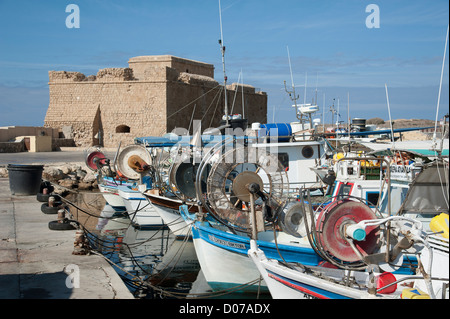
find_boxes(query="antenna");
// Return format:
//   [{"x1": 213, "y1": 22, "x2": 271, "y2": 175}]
[
  {"x1": 330, "y1": 99, "x2": 336, "y2": 130},
  {"x1": 323, "y1": 93, "x2": 325, "y2": 132},
  {"x1": 241, "y1": 69, "x2": 245, "y2": 119},
  {"x1": 315, "y1": 72, "x2": 319, "y2": 105},
  {"x1": 287, "y1": 46, "x2": 295, "y2": 93},
  {"x1": 218, "y1": 0, "x2": 229, "y2": 125},
  {"x1": 432, "y1": 23, "x2": 449, "y2": 152},
  {"x1": 284, "y1": 46, "x2": 301, "y2": 120},
  {"x1": 385, "y1": 83, "x2": 395, "y2": 147},
  {"x1": 336, "y1": 98, "x2": 340, "y2": 129},
  {"x1": 304, "y1": 72, "x2": 308, "y2": 107},
  {"x1": 347, "y1": 92, "x2": 350, "y2": 139}
]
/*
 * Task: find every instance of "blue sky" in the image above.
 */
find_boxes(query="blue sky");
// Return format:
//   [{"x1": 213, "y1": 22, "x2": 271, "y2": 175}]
[{"x1": 0, "y1": 0, "x2": 448, "y2": 127}]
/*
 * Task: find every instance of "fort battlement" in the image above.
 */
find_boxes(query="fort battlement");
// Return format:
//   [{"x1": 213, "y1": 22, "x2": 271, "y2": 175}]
[{"x1": 49, "y1": 68, "x2": 135, "y2": 83}]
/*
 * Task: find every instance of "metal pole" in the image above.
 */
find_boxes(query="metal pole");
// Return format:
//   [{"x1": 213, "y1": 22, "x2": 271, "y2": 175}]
[{"x1": 249, "y1": 192, "x2": 258, "y2": 240}]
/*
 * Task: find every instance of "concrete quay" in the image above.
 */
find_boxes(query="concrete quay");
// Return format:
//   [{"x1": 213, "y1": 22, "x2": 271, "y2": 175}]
[{"x1": 0, "y1": 177, "x2": 134, "y2": 299}]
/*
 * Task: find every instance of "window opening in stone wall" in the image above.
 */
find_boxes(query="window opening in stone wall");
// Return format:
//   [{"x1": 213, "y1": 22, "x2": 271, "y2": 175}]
[{"x1": 116, "y1": 125, "x2": 131, "y2": 133}]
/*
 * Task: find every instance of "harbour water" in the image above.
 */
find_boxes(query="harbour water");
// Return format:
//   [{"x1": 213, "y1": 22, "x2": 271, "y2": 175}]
[{"x1": 65, "y1": 191, "x2": 269, "y2": 299}]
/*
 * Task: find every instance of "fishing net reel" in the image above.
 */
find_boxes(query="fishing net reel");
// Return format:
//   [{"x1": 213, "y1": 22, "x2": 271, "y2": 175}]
[
  {"x1": 158, "y1": 143, "x2": 207, "y2": 202},
  {"x1": 85, "y1": 146, "x2": 109, "y2": 171},
  {"x1": 85, "y1": 146, "x2": 115, "y2": 182},
  {"x1": 312, "y1": 197, "x2": 382, "y2": 269},
  {"x1": 115, "y1": 144, "x2": 153, "y2": 181},
  {"x1": 290, "y1": 193, "x2": 422, "y2": 272},
  {"x1": 195, "y1": 137, "x2": 289, "y2": 233}
]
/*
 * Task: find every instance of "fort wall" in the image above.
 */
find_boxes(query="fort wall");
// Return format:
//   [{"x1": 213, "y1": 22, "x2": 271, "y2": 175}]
[{"x1": 44, "y1": 55, "x2": 267, "y2": 148}]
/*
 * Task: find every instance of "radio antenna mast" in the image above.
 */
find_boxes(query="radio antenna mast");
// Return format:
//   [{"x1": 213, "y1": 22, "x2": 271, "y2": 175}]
[
  {"x1": 218, "y1": 0, "x2": 229, "y2": 125},
  {"x1": 284, "y1": 46, "x2": 301, "y2": 121}
]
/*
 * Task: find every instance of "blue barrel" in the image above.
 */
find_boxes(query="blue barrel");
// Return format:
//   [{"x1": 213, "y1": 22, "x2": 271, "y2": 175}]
[
  {"x1": 259, "y1": 123, "x2": 292, "y2": 142},
  {"x1": 7, "y1": 164, "x2": 44, "y2": 196}
]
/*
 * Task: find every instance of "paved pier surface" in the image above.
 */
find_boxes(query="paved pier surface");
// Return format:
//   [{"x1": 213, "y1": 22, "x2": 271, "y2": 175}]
[{"x1": 0, "y1": 178, "x2": 134, "y2": 299}]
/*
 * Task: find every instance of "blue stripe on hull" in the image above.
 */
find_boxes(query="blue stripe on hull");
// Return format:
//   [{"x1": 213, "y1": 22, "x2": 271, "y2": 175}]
[
  {"x1": 191, "y1": 222, "x2": 322, "y2": 266},
  {"x1": 267, "y1": 270, "x2": 352, "y2": 299}
]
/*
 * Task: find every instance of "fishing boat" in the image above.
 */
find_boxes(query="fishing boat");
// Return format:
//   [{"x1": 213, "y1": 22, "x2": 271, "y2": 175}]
[
  {"x1": 84, "y1": 146, "x2": 131, "y2": 211},
  {"x1": 97, "y1": 178, "x2": 128, "y2": 211},
  {"x1": 85, "y1": 144, "x2": 170, "y2": 230},
  {"x1": 117, "y1": 185, "x2": 166, "y2": 230},
  {"x1": 248, "y1": 158, "x2": 449, "y2": 299},
  {"x1": 248, "y1": 212, "x2": 449, "y2": 299},
  {"x1": 179, "y1": 205, "x2": 321, "y2": 294},
  {"x1": 144, "y1": 191, "x2": 197, "y2": 238}
]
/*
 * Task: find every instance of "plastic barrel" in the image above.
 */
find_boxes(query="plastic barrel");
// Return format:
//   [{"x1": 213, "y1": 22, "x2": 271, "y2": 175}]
[
  {"x1": 259, "y1": 123, "x2": 293, "y2": 142},
  {"x1": 7, "y1": 164, "x2": 44, "y2": 196}
]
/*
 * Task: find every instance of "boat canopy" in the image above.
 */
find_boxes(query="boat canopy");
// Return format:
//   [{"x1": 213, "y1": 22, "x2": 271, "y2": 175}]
[
  {"x1": 134, "y1": 134, "x2": 256, "y2": 147},
  {"x1": 398, "y1": 161, "x2": 449, "y2": 215},
  {"x1": 333, "y1": 127, "x2": 435, "y2": 137}
]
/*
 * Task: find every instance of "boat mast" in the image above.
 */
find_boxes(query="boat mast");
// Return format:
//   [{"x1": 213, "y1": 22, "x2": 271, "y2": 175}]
[
  {"x1": 284, "y1": 46, "x2": 301, "y2": 122},
  {"x1": 218, "y1": 0, "x2": 229, "y2": 126},
  {"x1": 432, "y1": 24, "x2": 449, "y2": 154},
  {"x1": 385, "y1": 83, "x2": 395, "y2": 147}
]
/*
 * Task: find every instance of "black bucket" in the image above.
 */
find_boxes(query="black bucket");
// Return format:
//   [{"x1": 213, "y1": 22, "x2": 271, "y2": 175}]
[{"x1": 7, "y1": 164, "x2": 44, "y2": 196}]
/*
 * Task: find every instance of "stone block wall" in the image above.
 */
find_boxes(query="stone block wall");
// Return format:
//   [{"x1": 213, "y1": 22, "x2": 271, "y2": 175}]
[
  {"x1": 0, "y1": 142, "x2": 25, "y2": 153},
  {"x1": 166, "y1": 75, "x2": 267, "y2": 134},
  {"x1": 128, "y1": 55, "x2": 214, "y2": 80}
]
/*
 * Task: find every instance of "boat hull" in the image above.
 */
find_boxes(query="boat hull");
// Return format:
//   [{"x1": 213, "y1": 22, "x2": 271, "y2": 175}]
[
  {"x1": 98, "y1": 184, "x2": 126, "y2": 209},
  {"x1": 117, "y1": 186, "x2": 165, "y2": 228},
  {"x1": 144, "y1": 193, "x2": 197, "y2": 237},
  {"x1": 248, "y1": 242, "x2": 387, "y2": 299},
  {"x1": 190, "y1": 220, "x2": 322, "y2": 294}
]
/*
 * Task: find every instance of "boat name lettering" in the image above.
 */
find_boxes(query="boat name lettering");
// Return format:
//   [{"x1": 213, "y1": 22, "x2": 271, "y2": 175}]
[
  {"x1": 390, "y1": 165, "x2": 412, "y2": 174},
  {"x1": 390, "y1": 164, "x2": 422, "y2": 181},
  {"x1": 208, "y1": 235, "x2": 246, "y2": 249}
]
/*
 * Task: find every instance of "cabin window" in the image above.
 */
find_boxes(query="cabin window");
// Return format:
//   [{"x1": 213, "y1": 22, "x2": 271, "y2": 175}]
[
  {"x1": 116, "y1": 125, "x2": 130, "y2": 133},
  {"x1": 337, "y1": 183, "x2": 353, "y2": 198},
  {"x1": 301, "y1": 146, "x2": 314, "y2": 159},
  {"x1": 277, "y1": 153, "x2": 289, "y2": 171},
  {"x1": 366, "y1": 191, "x2": 380, "y2": 207}
]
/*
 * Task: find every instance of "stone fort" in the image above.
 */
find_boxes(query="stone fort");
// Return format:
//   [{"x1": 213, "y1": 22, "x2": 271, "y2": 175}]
[{"x1": 44, "y1": 55, "x2": 267, "y2": 148}]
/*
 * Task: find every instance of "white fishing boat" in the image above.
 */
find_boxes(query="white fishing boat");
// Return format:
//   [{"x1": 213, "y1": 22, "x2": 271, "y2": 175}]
[
  {"x1": 248, "y1": 158, "x2": 449, "y2": 299},
  {"x1": 248, "y1": 213, "x2": 449, "y2": 299},
  {"x1": 117, "y1": 185, "x2": 165, "y2": 229},
  {"x1": 143, "y1": 191, "x2": 196, "y2": 238},
  {"x1": 98, "y1": 182, "x2": 126, "y2": 210}
]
